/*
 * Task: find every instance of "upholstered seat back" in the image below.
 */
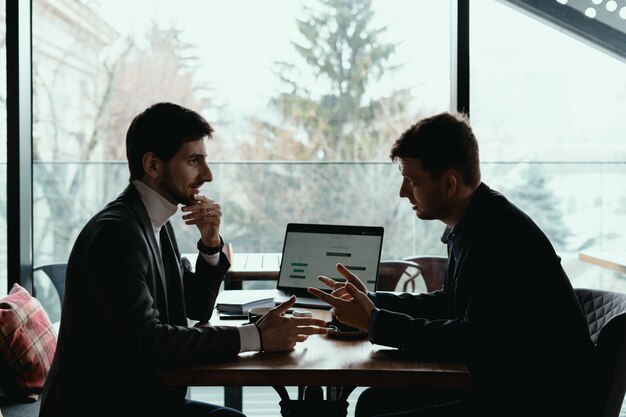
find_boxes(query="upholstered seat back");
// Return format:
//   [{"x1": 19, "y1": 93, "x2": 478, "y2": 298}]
[{"x1": 575, "y1": 288, "x2": 626, "y2": 417}]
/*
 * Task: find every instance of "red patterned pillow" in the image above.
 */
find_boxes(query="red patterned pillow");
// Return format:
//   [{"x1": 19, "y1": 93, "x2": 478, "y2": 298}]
[{"x1": 0, "y1": 283, "x2": 57, "y2": 399}]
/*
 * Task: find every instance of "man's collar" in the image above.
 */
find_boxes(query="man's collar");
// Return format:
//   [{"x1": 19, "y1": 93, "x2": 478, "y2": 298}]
[
  {"x1": 132, "y1": 180, "x2": 178, "y2": 231},
  {"x1": 440, "y1": 227, "x2": 453, "y2": 245},
  {"x1": 440, "y1": 182, "x2": 488, "y2": 245}
]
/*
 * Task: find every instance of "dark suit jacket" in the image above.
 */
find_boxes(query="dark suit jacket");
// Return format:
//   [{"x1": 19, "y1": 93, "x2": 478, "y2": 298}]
[
  {"x1": 40, "y1": 184, "x2": 240, "y2": 417},
  {"x1": 370, "y1": 183, "x2": 597, "y2": 417}
]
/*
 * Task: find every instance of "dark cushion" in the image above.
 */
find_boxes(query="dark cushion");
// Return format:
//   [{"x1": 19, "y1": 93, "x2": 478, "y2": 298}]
[
  {"x1": 575, "y1": 288, "x2": 626, "y2": 417},
  {"x1": 575, "y1": 288, "x2": 626, "y2": 343},
  {"x1": 596, "y1": 312, "x2": 626, "y2": 417}
]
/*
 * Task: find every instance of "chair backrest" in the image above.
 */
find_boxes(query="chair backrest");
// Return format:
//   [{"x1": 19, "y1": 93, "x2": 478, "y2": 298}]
[
  {"x1": 32, "y1": 262, "x2": 67, "y2": 324},
  {"x1": 575, "y1": 288, "x2": 626, "y2": 417},
  {"x1": 402, "y1": 255, "x2": 447, "y2": 292},
  {"x1": 377, "y1": 260, "x2": 426, "y2": 293},
  {"x1": 33, "y1": 263, "x2": 67, "y2": 300}
]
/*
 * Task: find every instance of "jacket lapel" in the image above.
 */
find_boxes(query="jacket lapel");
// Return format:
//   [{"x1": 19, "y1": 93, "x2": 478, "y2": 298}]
[
  {"x1": 162, "y1": 222, "x2": 182, "y2": 282},
  {"x1": 123, "y1": 184, "x2": 170, "y2": 316},
  {"x1": 161, "y1": 222, "x2": 188, "y2": 325}
]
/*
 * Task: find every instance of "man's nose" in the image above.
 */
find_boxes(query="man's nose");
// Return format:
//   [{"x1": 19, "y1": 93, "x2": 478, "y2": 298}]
[
  {"x1": 399, "y1": 183, "x2": 408, "y2": 198},
  {"x1": 201, "y1": 164, "x2": 213, "y2": 182}
]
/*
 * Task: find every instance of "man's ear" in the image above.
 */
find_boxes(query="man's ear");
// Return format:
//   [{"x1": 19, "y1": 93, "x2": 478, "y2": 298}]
[
  {"x1": 142, "y1": 152, "x2": 161, "y2": 178},
  {"x1": 444, "y1": 172, "x2": 458, "y2": 198}
]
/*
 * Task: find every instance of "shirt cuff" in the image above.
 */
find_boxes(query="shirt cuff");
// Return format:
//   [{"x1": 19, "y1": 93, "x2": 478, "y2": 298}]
[
  {"x1": 238, "y1": 323, "x2": 261, "y2": 353},
  {"x1": 200, "y1": 252, "x2": 220, "y2": 266},
  {"x1": 368, "y1": 307, "x2": 380, "y2": 344}
]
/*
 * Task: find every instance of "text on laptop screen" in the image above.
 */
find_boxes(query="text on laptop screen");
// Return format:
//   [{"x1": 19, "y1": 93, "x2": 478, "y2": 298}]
[{"x1": 278, "y1": 228, "x2": 383, "y2": 291}]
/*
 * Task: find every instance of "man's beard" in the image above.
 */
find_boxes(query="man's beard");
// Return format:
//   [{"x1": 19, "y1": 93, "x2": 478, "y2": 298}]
[{"x1": 160, "y1": 171, "x2": 197, "y2": 206}]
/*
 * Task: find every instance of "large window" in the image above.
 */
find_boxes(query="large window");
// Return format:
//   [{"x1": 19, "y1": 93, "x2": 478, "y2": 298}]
[
  {"x1": 31, "y1": 0, "x2": 451, "y2": 274},
  {"x1": 471, "y1": 0, "x2": 626, "y2": 292},
  {"x1": 27, "y1": 0, "x2": 626, "y2": 293}
]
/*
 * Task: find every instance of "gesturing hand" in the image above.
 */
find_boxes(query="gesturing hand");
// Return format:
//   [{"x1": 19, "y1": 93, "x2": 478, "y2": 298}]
[
  {"x1": 307, "y1": 263, "x2": 375, "y2": 331},
  {"x1": 318, "y1": 263, "x2": 368, "y2": 299},
  {"x1": 255, "y1": 296, "x2": 327, "y2": 352}
]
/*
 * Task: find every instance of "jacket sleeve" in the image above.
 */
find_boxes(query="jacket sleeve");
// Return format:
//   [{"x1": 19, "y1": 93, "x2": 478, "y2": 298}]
[
  {"x1": 371, "y1": 289, "x2": 446, "y2": 320},
  {"x1": 89, "y1": 222, "x2": 240, "y2": 367},
  {"x1": 183, "y1": 252, "x2": 230, "y2": 322},
  {"x1": 370, "y1": 301, "x2": 470, "y2": 361}
]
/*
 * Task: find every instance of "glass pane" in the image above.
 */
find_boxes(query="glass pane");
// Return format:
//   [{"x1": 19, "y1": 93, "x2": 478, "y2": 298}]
[
  {"x1": 0, "y1": 0, "x2": 7, "y2": 296},
  {"x1": 33, "y1": 161, "x2": 447, "y2": 261},
  {"x1": 471, "y1": 0, "x2": 626, "y2": 292},
  {"x1": 32, "y1": 0, "x2": 451, "y2": 272}
]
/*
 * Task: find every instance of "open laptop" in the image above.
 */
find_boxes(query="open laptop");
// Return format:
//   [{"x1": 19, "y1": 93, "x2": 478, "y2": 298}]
[{"x1": 273, "y1": 223, "x2": 384, "y2": 309}]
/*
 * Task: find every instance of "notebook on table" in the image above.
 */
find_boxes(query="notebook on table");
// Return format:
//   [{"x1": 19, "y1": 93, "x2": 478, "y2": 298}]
[
  {"x1": 273, "y1": 223, "x2": 384, "y2": 309},
  {"x1": 216, "y1": 289, "x2": 276, "y2": 314}
]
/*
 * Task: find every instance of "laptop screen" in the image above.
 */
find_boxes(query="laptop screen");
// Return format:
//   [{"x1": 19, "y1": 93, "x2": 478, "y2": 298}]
[{"x1": 276, "y1": 223, "x2": 384, "y2": 298}]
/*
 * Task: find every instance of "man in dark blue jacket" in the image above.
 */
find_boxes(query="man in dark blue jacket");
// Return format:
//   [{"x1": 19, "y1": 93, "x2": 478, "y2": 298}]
[{"x1": 310, "y1": 112, "x2": 597, "y2": 417}]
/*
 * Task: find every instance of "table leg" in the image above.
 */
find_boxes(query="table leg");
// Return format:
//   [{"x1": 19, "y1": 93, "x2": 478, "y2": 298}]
[
  {"x1": 272, "y1": 385, "x2": 350, "y2": 417},
  {"x1": 224, "y1": 279, "x2": 243, "y2": 290},
  {"x1": 224, "y1": 386, "x2": 243, "y2": 410},
  {"x1": 327, "y1": 385, "x2": 358, "y2": 401},
  {"x1": 273, "y1": 385, "x2": 290, "y2": 402}
]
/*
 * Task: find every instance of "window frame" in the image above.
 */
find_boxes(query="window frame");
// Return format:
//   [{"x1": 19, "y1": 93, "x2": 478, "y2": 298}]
[{"x1": 6, "y1": 0, "x2": 34, "y2": 293}]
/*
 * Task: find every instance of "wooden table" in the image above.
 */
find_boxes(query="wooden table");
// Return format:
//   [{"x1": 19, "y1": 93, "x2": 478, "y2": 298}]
[
  {"x1": 183, "y1": 252, "x2": 281, "y2": 289},
  {"x1": 159, "y1": 310, "x2": 470, "y2": 416},
  {"x1": 225, "y1": 252, "x2": 281, "y2": 289},
  {"x1": 579, "y1": 250, "x2": 626, "y2": 275}
]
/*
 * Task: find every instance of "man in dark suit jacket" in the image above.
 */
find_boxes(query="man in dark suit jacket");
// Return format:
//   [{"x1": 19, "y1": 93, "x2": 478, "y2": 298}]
[
  {"x1": 40, "y1": 102, "x2": 327, "y2": 417},
  {"x1": 309, "y1": 112, "x2": 597, "y2": 417}
]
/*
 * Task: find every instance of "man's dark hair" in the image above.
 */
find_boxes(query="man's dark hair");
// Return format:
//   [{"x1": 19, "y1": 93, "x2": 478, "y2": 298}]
[
  {"x1": 126, "y1": 102, "x2": 214, "y2": 180},
  {"x1": 389, "y1": 112, "x2": 481, "y2": 187}
]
